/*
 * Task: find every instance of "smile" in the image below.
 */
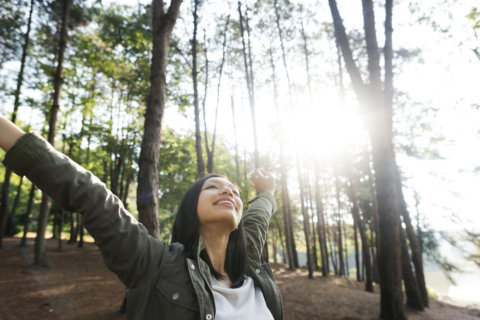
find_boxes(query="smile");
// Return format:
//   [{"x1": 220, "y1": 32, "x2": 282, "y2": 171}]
[{"x1": 214, "y1": 199, "x2": 235, "y2": 208}]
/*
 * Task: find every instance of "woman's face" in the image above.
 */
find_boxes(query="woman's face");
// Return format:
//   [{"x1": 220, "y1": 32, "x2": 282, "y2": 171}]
[{"x1": 197, "y1": 177, "x2": 243, "y2": 232}]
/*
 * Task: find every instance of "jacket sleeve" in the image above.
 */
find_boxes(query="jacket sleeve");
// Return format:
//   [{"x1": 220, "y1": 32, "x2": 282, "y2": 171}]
[
  {"x1": 242, "y1": 192, "x2": 277, "y2": 261},
  {"x1": 3, "y1": 132, "x2": 169, "y2": 288}
]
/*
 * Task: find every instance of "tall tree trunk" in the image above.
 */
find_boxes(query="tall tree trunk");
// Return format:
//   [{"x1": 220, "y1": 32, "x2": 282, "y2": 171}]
[
  {"x1": 230, "y1": 94, "x2": 241, "y2": 182},
  {"x1": 268, "y1": 45, "x2": 297, "y2": 269},
  {"x1": 334, "y1": 175, "x2": 345, "y2": 276},
  {"x1": 0, "y1": 0, "x2": 35, "y2": 248},
  {"x1": 354, "y1": 219, "x2": 361, "y2": 281},
  {"x1": 34, "y1": 0, "x2": 71, "y2": 266},
  {"x1": 396, "y1": 167, "x2": 428, "y2": 307},
  {"x1": 400, "y1": 225, "x2": 424, "y2": 310},
  {"x1": 205, "y1": 15, "x2": 229, "y2": 174},
  {"x1": 273, "y1": 215, "x2": 287, "y2": 265},
  {"x1": 298, "y1": 167, "x2": 314, "y2": 278},
  {"x1": 194, "y1": 6, "x2": 207, "y2": 178},
  {"x1": 365, "y1": 157, "x2": 380, "y2": 283},
  {"x1": 7, "y1": 176, "x2": 23, "y2": 236},
  {"x1": 136, "y1": 0, "x2": 182, "y2": 238},
  {"x1": 328, "y1": 0, "x2": 405, "y2": 317},
  {"x1": 329, "y1": 228, "x2": 338, "y2": 275},
  {"x1": 20, "y1": 185, "x2": 36, "y2": 247},
  {"x1": 237, "y1": 1, "x2": 259, "y2": 168},
  {"x1": 308, "y1": 183, "x2": 319, "y2": 270},
  {"x1": 58, "y1": 210, "x2": 64, "y2": 251},
  {"x1": 348, "y1": 173, "x2": 374, "y2": 292},
  {"x1": 343, "y1": 220, "x2": 350, "y2": 277},
  {"x1": 314, "y1": 170, "x2": 329, "y2": 276}
]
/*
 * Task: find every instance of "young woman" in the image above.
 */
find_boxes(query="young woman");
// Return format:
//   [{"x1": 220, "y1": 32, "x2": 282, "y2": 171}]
[{"x1": 0, "y1": 116, "x2": 283, "y2": 320}]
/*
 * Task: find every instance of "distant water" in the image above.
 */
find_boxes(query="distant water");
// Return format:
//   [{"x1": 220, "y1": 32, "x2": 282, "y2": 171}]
[
  {"x1": 424, "y1": 240, "x2": 480, "y2": 308},
  {"x1": 293, "y1": 239, "x2": 480, "y2": 308}
]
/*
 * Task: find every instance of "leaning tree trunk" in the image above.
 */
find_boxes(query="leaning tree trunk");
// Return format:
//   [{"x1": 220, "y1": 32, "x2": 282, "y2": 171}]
[
  {"x1": 136, "y1": 0, "x2": 182, "y2": 239},
  {"x1": 396, "y1": 167, "x2": 429, "y2": 307},
  {"x1": 0, "y1": 0, "x2": 35, "y2": 248},
  {"x1": 328, "y1": 0, "x2": 405, "y2": 318},
  {"x1": 400, "y1": 225, "x2": 424, "y2": 310},
  {"x1": 34, "y1": 0, "x2": 71, "y2": 266}
]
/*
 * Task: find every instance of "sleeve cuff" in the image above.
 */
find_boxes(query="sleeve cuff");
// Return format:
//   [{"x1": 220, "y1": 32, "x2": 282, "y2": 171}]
[
  {"x1": 2, "y1": 132, "x2": 53, "y2": 177},
  {"x1": 248, "y1": 192, "x2": 277, "y2": 213}
]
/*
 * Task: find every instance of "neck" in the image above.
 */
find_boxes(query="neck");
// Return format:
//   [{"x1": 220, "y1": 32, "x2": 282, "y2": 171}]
[{"x1": 200, "y1": 225, "x2": 231, "y2": 278}]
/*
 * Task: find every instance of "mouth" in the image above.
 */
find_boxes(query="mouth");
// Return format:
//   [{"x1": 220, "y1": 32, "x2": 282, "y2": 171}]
[{"x1": 214, "y1": 199, "x2": 235, "y2": 209}]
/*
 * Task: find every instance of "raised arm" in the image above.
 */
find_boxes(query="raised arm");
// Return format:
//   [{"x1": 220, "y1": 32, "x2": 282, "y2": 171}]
[
  {"x1": 0, "y1": 115, "x2": 169, "y2": 288},
  {"x1": 243, "y1": 169, "x2": 277, "y2": 261}
]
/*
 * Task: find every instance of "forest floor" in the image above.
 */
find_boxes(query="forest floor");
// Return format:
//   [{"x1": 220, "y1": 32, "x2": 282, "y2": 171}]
[{"x1": 1, "y1": 236, "x2": 479, "y2": 320}]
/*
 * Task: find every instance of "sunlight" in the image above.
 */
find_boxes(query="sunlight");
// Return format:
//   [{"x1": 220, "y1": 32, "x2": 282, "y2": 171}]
[{"x1": 282, "y1": 92, "x2": 367, "y2": 163}]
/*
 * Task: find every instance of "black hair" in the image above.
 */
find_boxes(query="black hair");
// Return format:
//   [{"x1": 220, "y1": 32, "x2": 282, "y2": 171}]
[{"x1": 171, "y1": 174, "x2": 247, "y2": 288}]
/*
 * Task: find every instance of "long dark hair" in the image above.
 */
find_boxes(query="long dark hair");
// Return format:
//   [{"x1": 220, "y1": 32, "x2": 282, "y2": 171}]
[{"x1": 171, "y1": 174, "x2": 247, "y2": 288}]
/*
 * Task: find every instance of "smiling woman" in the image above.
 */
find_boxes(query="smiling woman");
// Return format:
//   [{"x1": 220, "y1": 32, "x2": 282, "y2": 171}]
[{"x1": 0, "y1": 116, "x2": 283, "y2": 320}]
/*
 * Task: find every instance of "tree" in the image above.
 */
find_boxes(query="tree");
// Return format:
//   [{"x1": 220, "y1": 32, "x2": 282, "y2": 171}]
[
  {"x1": 328, "y1": 0, "x2": 407, "y2": 318},
  {"x1": 0, "y1": 0, "x2": 34, "y2": 248},
  {"x1": 191, "y1": 0, "x2": 206, "y2": 178},
  {"x1": 34, "y1": 0, "x2": 72, "y2": 266},
  {"x1": 237, "y1": 0, "x2": 259, "y2": 169},
  {"x1": 136, "y1": 0, "x2": 182, "y2": 239}
]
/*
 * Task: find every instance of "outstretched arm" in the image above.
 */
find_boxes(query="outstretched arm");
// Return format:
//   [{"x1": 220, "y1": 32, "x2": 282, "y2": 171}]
[
  {"x1": 0, "y1": 115, "x2": 168, "y2": 288},
  {"x1": 0, "y1": 116, "x2": 25, "y2": 152}
]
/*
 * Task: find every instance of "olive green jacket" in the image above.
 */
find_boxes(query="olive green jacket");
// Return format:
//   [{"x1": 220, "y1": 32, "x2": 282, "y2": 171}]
[{"x1": 4, "y1": 133, "x2": 283, "y2": 320}]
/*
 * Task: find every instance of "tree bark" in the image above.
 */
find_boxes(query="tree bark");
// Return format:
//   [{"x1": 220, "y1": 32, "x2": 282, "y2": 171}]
[{"x1": 137, "y1": 0, "x2": 182, "y2": 238}]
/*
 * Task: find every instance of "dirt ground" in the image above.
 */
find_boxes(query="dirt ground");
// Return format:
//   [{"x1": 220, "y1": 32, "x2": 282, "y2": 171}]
[{"x1": 1, "y1": 237, "x2": 479, "y2": 320}]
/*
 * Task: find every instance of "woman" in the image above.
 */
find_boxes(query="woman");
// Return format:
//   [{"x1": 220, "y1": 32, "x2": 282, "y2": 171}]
[{"x1": 0, "y1": 116, "x2": 283, "y2": 320}]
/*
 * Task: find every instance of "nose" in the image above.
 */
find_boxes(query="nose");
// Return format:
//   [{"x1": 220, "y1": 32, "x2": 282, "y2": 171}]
[{"x1": 221, "y1": 186, "x2": 234, "y2": 197}]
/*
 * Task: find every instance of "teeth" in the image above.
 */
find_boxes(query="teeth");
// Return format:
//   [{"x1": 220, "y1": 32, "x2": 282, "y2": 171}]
[{"x1": 217, "y1": 200, "x2": 233, "y2": 205}]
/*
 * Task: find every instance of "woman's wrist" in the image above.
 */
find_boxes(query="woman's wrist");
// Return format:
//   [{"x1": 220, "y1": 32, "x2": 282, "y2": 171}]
[{"x1": 0, "y1": 116, "x2": 26, "y2": 152}]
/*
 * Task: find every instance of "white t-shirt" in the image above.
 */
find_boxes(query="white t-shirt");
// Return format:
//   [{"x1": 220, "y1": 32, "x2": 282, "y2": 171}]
[{"x1": 211, "y1": 275, "x2": 274, "y2": 320}]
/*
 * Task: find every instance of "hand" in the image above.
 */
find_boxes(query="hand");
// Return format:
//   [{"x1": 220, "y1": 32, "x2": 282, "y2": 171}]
[{"x1": 250, "y1": 168, "x2": 275, "y2": 195}]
